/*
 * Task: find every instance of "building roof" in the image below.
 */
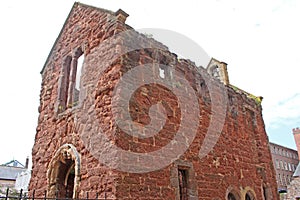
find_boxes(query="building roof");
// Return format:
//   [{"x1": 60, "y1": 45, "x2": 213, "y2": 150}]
[
  {"x1": 293, "y1": 162, "x2": 300, "y2": 177},
  {"x1": 2, "y1": 159, "x2": 25, "y2": 168},
  {"x1": 269, "y1": 142, "x2": 298, "y2": 152},
  {"x1": 0, "y1": 165, "x2": 27, "y2": 181}
]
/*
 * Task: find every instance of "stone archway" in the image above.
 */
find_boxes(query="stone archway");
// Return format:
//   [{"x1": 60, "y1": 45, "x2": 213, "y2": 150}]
[
  {"x1": 226, "y1": 186, "x2": 241, "y2": 200},
  {"x1": 243, "y1": 187, "x2": 256, "y2": 200},
  {"x1": 47, "y1": 144, "x2": 81, "y2": 198},
  {"x1": 245, "y1": 191, "x2": 256, "y2": 200}
]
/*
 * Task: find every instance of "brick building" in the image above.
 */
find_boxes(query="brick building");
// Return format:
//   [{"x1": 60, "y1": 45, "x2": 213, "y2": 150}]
[
  {"x1": 0, "y1": 159, "x2": 29, "y2": 189},
  {"x1": 286, "y1": 164, "x2": 300, "y2": 199},
  {"x1": 293, "y1": 128, "x2": 300, "y2": 159},
  {"x1": 285, "y1": 127, "x2": 300, "y2": 199},
  {"x1": 269, "y1": 142, "x2": 298, "y2": 191},
  {"x1": 29, "y1": 2, "x2": 278, "y2": 200}
]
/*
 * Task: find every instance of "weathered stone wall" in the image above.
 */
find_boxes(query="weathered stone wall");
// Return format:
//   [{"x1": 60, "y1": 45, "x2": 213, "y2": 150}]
[
  {"x1": 30, "y1": 2, "x2": 279, "y2": 200},
  {"x1": 29, "y1": 3, "x2": 129, "y2": 198},
  {"x1": 89, "y1": 43, "x2": 278, "y2": 199}
]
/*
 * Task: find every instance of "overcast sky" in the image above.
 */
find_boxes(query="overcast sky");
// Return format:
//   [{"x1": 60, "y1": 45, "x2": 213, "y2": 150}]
[{"x1": 0, "y1": 0, "x2": 299, "y2": 166}]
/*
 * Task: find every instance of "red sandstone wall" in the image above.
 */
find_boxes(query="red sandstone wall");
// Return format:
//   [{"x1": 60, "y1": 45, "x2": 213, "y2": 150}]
[
  {"x1": 88, "y1": 43, "x2": 278, "y2": 199},
  {"x1": 29, "y1": 3, "x2": 129, "y2": 198},
  {"x1": 30, "y1": 2, "x2": 278, "y2": 200}
]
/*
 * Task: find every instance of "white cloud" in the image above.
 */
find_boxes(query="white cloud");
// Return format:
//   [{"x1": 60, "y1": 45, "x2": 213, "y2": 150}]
[{"x1": 264, "y1": 93, "x2": 300, "y2": 129}]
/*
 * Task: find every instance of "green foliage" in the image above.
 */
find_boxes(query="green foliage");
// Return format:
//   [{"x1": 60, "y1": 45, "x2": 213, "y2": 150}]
[{"x1": 230, "y1": 84, "x2": 262, "y2": 105}]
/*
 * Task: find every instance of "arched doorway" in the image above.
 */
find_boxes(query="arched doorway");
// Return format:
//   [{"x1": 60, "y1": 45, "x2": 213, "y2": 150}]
[
  {"x1": 228, "y1": 192, "x2": 237, "y2": 200},
  {"x1": 226, "y1": 186, "x2": 241, "y2": 200},
  {"x1": 47, "y1": 144, "x2": 80, "y2": 198},
  {"x1": 243, "y1": 187, "x2": 256, "y2": 200}
]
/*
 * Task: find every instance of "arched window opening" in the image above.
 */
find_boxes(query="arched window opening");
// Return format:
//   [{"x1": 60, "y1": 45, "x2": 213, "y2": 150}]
[
  {"x1": 245, "y1": 191, "x2": 256, "y2": 200},
  {"x1": 228, "y1": 192, "x2": 237, "y2": 200},
  {"x1": 226, "y1": 188, "x2": 240, "y2": 200},
  {"x1": 47, "y1": 144, "x2": 80, "y2": 199}
]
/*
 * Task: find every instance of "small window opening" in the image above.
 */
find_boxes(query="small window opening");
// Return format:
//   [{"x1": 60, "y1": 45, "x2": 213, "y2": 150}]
[
  {"x1": 178, "y1": 169, "x2": 188, "y2": 200},
  {"x1": 159, "y1": 67, "x2": 165, "y2": 79},
  {"x1": 211, "y1": 65, "x2": 220, "y2": 78}
]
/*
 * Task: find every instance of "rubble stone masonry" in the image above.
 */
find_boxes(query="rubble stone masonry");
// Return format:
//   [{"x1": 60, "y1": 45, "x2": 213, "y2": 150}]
[{"x1": 29, "y1": 2, "x2": 278, "y2": 200}]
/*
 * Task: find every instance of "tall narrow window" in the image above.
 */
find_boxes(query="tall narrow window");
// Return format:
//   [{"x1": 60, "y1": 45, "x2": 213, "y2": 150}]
[
  {"x1": 263, "y1": 187, "x2": 267, "y2": 200},
  {"x1": 263, "y1": 186, "x2": 273, "y2": 200},
  {"x1": 67, "y1": 48, "x2": 83, "y2": 108},
  {"x1": 57, "y1": 48, "x2": 84, "y2": 113},
  {"x1": 284, "y1": 162, "x2": 288, "y2": 170},
  {"x1": 171, "y1": 161, "x2": 198, "y2": 200},
  {"x1": 73, "y1": 53, "x2": 84, "y2": 106},
  {"x1": 292, "y1": 164, "x2": 295, "y2": 171},
  {"x1": 57, "y1": 56, "x2": 72, "y2": 112},
  {"x1": 280, "y1": 161, "x2": 284, "y2": 169},
  {"x1": 279, "y1": 174, "x2": 282, "y2": 185},
  {"x1": 275, "y1": 160, "x2": 280, "y2": 169},
  {"x1": 178, "y1": 169, "x2": 188, "y2": 200},
  {"x1": 288, "y1": 163, "x2": 292, "y2": 171}
]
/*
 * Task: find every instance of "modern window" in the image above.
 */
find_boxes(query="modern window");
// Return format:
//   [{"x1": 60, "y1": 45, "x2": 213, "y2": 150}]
[
  {"x1": 280, "y1": 161, "x2": 284, "y2": 169},
  {"x1": 276, "y1": 160, "x2": 280, "y2": 169},
  {"x1": 284, "y1": 162, "x2": 288, "y2": 170},
  {"x1": 292, "y1": 164, "x2": 296, "y2": 171},
  {"x1": 278, "y1": 174, "x2": 282, "y2": 185},
  {"x1": 288, "y1": 163, "x2": 292, "y2": 171}
]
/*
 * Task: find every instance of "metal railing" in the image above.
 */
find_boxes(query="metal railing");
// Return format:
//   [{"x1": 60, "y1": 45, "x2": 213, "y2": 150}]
[{"x1": 0, "y1": 189, "x2": 113, "y2": 200}]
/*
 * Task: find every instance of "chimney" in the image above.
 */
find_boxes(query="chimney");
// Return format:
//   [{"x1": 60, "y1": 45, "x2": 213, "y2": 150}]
[
  {"x1": 115, "y1": 9, "x2": 129, "y2": 23},
  {"x1": 25, "y1": 157, "x2": 29, "y2": 169},
  {"x1": 293, "y1": 127, "x2": 300, "y2": 160}
]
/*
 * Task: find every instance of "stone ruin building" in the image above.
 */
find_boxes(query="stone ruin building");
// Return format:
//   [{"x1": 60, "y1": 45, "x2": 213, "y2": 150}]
[{"x1": 29, "y1": 2, "x2": 279, "y2": 200}]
